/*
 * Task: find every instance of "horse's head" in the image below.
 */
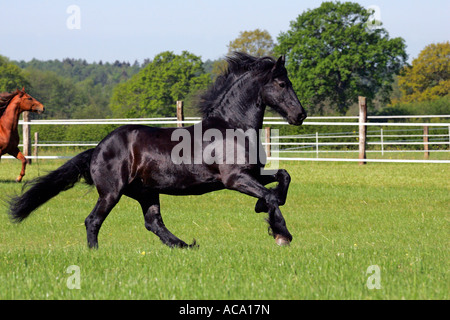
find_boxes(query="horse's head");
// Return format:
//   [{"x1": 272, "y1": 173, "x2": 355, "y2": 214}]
[
  {"x1": 261, "y1": 56, "x2": 307, "y2": 125},
  {"x1": 16, "y1": 88, "x2": 45, "y2": 114}
]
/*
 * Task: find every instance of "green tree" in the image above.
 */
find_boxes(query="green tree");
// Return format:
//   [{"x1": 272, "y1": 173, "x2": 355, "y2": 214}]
[
  {"x1": 0, "y1": 55, "x2": 29, "y2": 92},
  {"x1": 110, "y1": 51, "x2": 211, "y2": 118},
  {"x1": 16, "y1": 57, "x2": 140, "y2": 119},
  {"x1": 275, "y1": 1, "x2": 407, "y2": 115},
  {"x1": 25, "y1": 68, "x2": 84, "y2": 119},
  {"x1": 396, "y1": 42, "x2": 450, "y2": 103},
  {"x1": 228, "y1": 29, "x2": 275, "y2": 57}
]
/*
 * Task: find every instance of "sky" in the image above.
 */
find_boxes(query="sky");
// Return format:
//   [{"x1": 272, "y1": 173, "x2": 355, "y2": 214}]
[{"x1": 0, "y1": 0, "x2": 449, "y2": 64}]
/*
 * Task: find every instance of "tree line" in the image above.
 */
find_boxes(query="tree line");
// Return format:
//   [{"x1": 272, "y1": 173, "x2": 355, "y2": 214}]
[{"x1": 0, "y1": 1, "x2": 448, "y2": 124}]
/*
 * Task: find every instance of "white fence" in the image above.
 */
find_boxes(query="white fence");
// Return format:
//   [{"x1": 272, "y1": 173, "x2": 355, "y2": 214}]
[
  {"x1": 274, "y1": 127, "x2": 450, "y2": 153},
  {"x1": 7, "y1": 114, "x2": 450, "y2": 164}
]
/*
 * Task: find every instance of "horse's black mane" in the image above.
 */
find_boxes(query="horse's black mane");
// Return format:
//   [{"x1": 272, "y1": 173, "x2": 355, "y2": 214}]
[
  {"x1": 0, "y1": 90, "x2": 19, "y2": 118},
  {"x1": 198, "y1": 52, "x2": 276, "y2": 119}
]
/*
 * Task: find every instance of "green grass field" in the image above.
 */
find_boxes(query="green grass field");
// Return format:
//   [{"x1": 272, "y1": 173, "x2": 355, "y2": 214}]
[{"x1": 0, "y1": 158, "x2": 448, "y2": 300}]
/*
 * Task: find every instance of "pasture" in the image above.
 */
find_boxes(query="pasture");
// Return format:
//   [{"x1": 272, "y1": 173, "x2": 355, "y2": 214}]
[{"x1": 0, "y1": 159, "x2": 448, "y2": 300}]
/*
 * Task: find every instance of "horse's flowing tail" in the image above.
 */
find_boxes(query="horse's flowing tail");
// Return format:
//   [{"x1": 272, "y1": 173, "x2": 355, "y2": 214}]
[{"x1": 8, "y1": 148, "x2": 95, "y2": 223}]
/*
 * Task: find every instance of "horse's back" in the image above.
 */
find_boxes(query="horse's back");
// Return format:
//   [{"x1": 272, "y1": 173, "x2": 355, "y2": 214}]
[{"x1": 90, "y1": 124, "x2": 223, "y2": 196}]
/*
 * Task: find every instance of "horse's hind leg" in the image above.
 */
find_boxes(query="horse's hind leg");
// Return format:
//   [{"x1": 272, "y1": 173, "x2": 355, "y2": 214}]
[
  {"x1": 139, "y1": 193, "x2": 196, "y2": 248},
  {"x1": 85, "y1": 194, "x2": 120, "y2": 249}
]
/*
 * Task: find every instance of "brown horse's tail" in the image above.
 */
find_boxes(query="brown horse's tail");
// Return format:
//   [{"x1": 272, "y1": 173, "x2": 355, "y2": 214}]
[{"x1": 8, "y1": 149, "x2": 94, "y2": 223}]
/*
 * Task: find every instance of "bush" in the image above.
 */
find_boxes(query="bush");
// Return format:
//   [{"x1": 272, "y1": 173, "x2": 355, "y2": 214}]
[
  {"x1": 375, "y1": 95, "x2": 450, "y2": 116},
  {"x1": 24, "y1": 124, "x2": 121, "y2": 144}
]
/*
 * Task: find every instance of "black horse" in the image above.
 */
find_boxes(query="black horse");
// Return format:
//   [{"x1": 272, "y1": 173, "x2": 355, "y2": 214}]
[{"x1": 8, "y1": 53, "x2": 307, "y2": 249}]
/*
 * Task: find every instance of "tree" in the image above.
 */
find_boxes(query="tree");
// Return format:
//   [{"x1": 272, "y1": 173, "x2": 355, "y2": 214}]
[
  {"x1": 0, "y1": 55, "x2": 29, "y2": 92},
  {"x1": 228, "y1": 29, "x2": 274, "y2": 57},
  {"x1": 202, "y1": 29, "x2": 276, "y2": 82},
  {"x1": 25, "y1": 68, "x2": 83, "y2": 119},
  {"x1": 110, "y1": 51, "x2": 211, "y2": 118},
  {"x1": 396, "y1": 42, "x2": 450, "y2": 103},
  {"x1": 275, "y1": 1, "x2": 407, "y2": 115},
  {"x1": 13, "y1": 57, "x2": 140, "y2": 119}
]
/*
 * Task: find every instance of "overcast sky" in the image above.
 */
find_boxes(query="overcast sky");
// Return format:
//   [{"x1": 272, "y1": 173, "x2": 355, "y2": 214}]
[{"x1": 1, "y1": 0, "x2": 448, "y2": 63}]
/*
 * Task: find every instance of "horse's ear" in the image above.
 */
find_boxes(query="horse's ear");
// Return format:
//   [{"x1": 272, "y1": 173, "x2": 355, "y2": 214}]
[
  {"x1": 272, "y1": 56, "x2": 285, "y2": 72},
  {"x1": 21, "y1": 87, "x2": 25, "y2": 92}
]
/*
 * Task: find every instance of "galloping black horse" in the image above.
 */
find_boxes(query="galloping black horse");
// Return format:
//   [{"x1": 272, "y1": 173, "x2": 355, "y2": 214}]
[{"x1": 8, "y1": 53, "x2": 306, "y2": 248}]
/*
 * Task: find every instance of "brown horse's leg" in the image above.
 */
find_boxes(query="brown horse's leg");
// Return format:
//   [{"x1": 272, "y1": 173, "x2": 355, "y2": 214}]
[{"x1": 10, "y1": 149, "x2": 28, "y2": 182}]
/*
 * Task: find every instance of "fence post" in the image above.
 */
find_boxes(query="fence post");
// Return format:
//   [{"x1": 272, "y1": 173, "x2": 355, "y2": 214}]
[
  {"x1": 33, "y1": 132, "x2": 39, "y2": 162},
  {"x1": 423, "y1": 126, "x2": 429, "y2": 160},
  {"x1": 22, "y1": 111, "x2": 31, "y2": 164},
  {"x1": 176, "y1": 101, "x2": 184, "y2": 128},
  {"x1": 358, "y1": 96, "x2": 367, "y2": 165},
  {"x1": 448, "y1": 126, "x2": 450, "y2": 150},
  {"x1": 380, "y1": 128, "x2": 384, "y2": 156},
  {"x1": 265, "y1": 127, "x2": 271, "y2": 157},
  {"x1": 315, "y1": 132, "x2": 319, "y2": 158}
]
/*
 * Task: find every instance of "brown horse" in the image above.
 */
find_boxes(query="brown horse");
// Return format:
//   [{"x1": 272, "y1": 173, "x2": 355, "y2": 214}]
[{"x1": 0, "y1": 88, "x2": 44, "y2": 182}]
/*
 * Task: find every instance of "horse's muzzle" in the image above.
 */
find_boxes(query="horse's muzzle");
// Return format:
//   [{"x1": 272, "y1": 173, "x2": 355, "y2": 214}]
[
  {"x1": 34, "y1": 106, "x2": 45, "y2": 114},
  {"x1": 288, "y1": 112, "x2": 307, "y2": 125},
  {"x1": 297, "y1": 112, "x2": 307, "y2": 125}
]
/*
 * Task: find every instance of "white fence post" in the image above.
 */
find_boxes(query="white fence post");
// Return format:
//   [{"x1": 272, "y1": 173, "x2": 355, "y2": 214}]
[
  {"x1": 380, "y1": 128, "x2": 384, "y2": 156},
  {"x1": 316, "y1": 132, "x2": 319, "y2": 158},
  {"x1": 176, "y1": 101, "x2": 184, "y2": 128},
  {"x1": 358, "y1": 96, "x2": 367, "y2": 165},
  {"x1": 265, "y1": 127, "x2": 271, "y2": 157},
  {"x1": 424, "y1": 126, "x2": 429, "y2": 160},
  {"x1": 33, "y1": 132, "x2": 39, "y2": 162},
  {"x1": 22, "y1": 111, "x2": 31, "y2": 164}
]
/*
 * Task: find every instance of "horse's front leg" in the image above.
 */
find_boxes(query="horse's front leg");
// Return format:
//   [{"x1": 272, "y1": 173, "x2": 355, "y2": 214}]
[
  {"x1": 254, "y1": 169, "x2": 291, "y2": 213},
  {"x1": 10, "y1": 149, "x2": 28, "y2": 183},
  {"x1": 223, "y1": 172, "x2": 292, "y2": 245}
]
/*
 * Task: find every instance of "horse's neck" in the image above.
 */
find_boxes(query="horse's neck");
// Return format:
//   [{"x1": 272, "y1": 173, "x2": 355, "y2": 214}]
[
  {"x1": 210, "y1": 75, "x2": 266, "y2": 130},
  {"x1": 0, "y1": 100, "x2": 22, "y2": 132}
]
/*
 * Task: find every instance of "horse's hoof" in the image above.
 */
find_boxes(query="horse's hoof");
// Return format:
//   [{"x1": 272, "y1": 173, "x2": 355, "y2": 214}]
[
  {"x1": 275, "y1": 235, "x2": 290, "y2": 247},
  {"x1": 15, "y1": 177, "x2": 22, "y2": 183}
]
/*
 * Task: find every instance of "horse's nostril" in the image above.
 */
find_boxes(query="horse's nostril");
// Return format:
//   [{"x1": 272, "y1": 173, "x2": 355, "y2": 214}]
[{"x1": 298, "y1": 113, "x2": 307, "y2": 122}]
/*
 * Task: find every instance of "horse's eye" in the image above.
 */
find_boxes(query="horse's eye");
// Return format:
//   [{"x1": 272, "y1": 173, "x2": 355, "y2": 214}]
[
  {"x1": 27, "y1": 98, "x2": 33, "y2": 100},
  {"x1": 278, "y1": 82, "x2": 286, "y2": 88}
]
